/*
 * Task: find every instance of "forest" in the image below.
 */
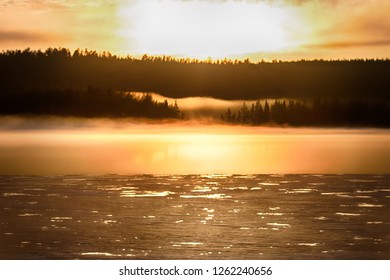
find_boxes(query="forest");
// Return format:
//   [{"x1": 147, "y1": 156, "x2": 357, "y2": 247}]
[
  {"x1": 1, "y1": 48, "x2": 389, "y2": 100},
  {"x1": 0, "y1": 48, "x2": 389, "y2": 125},
  {"x1": 0, "y1": 87, "x2": 181, "y2": 119},
  {"x1": 221, "y1": 99, "x2": 390, "y2": 127}
]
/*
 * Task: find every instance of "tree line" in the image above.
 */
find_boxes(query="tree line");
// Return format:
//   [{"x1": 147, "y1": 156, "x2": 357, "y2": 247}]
[
  {"x1": 0, "y1": 87, "x2": 182, "y2": 119},
  {"x1": 1, "y1": 48, "x2": 389, "y2": 125},
  {"x1": 1, "y1": 48, "x2": 389, "y2": 101},
  {"x1": 221, "y1": 99, "x2": 390, "y2": 127}
]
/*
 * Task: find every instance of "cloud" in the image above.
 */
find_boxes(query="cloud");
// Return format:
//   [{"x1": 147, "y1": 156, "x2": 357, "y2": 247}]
[
  {"x1": 0, "y1": 0, "x2": 122, "y2": 51},
  {"x1": 314, "y1": 1, "x2": 390, "y2": 41},
  {"x1": 0, "y1": 31, "x2": 52, "y2": 42},
  {"x1": 304, "y1": 39, "x2": 390, "y2": 50},
  {"x1": 0, "y1": 0, "x2": 123, "y2": 13}
]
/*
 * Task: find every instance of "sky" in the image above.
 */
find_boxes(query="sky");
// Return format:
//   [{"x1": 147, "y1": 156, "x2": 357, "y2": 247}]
[{"x1": 1, "y1": 0, "x2": 389, "y2": 61}]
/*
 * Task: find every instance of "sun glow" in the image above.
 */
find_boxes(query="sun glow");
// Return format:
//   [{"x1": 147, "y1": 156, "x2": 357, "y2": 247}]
[{"x1": 118, "y1": 0, "x2": 299, "y2": 59}]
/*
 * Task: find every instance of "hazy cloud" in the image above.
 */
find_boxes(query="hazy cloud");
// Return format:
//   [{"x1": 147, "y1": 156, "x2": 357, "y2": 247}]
[
  {"x1": 314, "y1": 1, "x2": 390, "y2": 44},
  {"x1": 0, "y1": 31, "x2": 52, "y2": 42},
  {"x1": 0, "y1": 0, "x2": 122, "y2": 51},
  {"x1": 305, "y1": 39, "x2": 390, "y2": 50}
]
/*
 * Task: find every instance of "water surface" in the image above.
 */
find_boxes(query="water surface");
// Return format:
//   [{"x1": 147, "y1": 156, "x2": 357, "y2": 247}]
[
  {"x1": 1, "y1": 124, "x2": 389, "y2": 174},
  {"x1": 1, "y1": 174, "x2": 389, "y2": 259}
]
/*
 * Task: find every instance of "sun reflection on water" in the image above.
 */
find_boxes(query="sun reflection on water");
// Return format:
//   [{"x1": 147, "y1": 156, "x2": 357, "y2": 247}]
[{"x1": 1, "y1": 127, "x2": 390, "y2": 174}]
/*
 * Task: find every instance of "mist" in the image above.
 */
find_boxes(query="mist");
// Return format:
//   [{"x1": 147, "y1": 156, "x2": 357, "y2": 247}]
[{"x1": 1, "y1": 116, "x2": 389, "y2": 175}]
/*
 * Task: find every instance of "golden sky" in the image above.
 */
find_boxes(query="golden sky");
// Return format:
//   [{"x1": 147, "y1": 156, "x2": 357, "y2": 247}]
[{"x1": 1, "y1": 0, "x2": 389, "y2": 60}]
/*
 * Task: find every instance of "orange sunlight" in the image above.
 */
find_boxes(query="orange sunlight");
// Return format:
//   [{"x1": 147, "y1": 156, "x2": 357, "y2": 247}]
[
  {"x1": 1, "y1": 123, "x2": 390, "y2": 175},
  {"x1": 1, "y1": 0, "x2": 389, "y2": 60}
]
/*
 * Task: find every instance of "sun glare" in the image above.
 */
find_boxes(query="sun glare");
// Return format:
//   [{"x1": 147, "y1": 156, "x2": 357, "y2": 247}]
[{"x1": 118, "y1": 0, "x2": 298, "y2": 59}]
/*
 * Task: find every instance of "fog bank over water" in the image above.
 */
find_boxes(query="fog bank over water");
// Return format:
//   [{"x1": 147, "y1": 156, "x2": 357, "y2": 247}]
[
  {"x1": 0, "y1": 117, "x2": 389, "y2": 175},
  {"x1": 146, "y1": 93, "x2": 248, "y2": 118}
]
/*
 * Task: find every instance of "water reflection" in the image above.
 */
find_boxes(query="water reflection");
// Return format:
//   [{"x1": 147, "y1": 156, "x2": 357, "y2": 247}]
[{"x1": 0, "y1": 125, "x2": 389, "y2": 175}]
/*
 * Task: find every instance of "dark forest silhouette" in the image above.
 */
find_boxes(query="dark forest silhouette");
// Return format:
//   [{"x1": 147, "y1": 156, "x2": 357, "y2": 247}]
[
  {"x1": 0, "y1": 48, "x2": 389, "y2": 125},
  {"x1": 221, "y1": 99, "x2": 390, "y2": 127},
  {"x1": 1, "y1": 48, "x2": 389, "y2": 100},
  {"x1": 0, "y1": 87, "x2": 181, "y2": 118}
]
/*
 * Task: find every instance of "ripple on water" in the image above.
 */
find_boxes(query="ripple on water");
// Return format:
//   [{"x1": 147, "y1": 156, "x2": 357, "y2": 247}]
[
  {"x1": 259, "y1": 182, "x2": 280, "y2": 186},
  {"x1": 201, "y1": 174, "x2": 230, "y2": 179},
  {"x1": 206, "y1": 182, "x2": 219, "y2": 185},
  {"x1": 180, "y1": 193, "x2": 231, "y2": 199},
  {"x1": 347, "y1": 179, "x2": 377, "y2": 183},
  {"x1": 233, "y1": 175, "x2": 256, "y2": 179},
  {"x1": 279, "y1": 180, "x2": 297, "y2": 184},
  {"x1": 98, "y1": 186, "x2": 123, "y2": 191},
  {"x1": 314, "y1": 216, "x2": 328, "y2": 220},
  {"x1": 23, "y1": 188, "x2": 46, "y2": 191},
  {"x1": 191, "y1": 186, "x2": 212, "y2": 193},
  {"x1": 356, "y1": 190, "x2": 378, "y2": 194},
  {"x1": 120, "y1": 191, "x2": 174, "y2": 197},
  {"x1": 171, "y1": 242, "x2": 203, "y2": 247},
  {"x1": 298, "y1": 243, "x2": 320, "y2": 247},
  {"x1": 307, "y1": 182, "x2": 326, "y2": 186},
  {"x1": 3, "y1": 193, "x2": 33, "y2": 197},
  {"x1": 50, "y1": 217, "x2": 73, "y2": 222},
  {"x1": 286, "y1": 188, "x2": 316, "y2": 194},
  {"x1": 81, "y1": 252, "x2": 122, "y2": 257},
  {"x1": 18, "y1": 213, "x2": 42, "y2": 217},
  {"x1": 353, "y1": 236, "x2": 373, "y2": 241},
  {"x1": 321, "y1": 192, "x2": 348, "y2": 196},
  {"x1": 357, "y1": 203, "x2": 383, "y2": 208},
  {"x1": 354, "y1": 196, "x2": 372, "y2": 199},
  {"x1": 156, "y1": 182, "x2": 171, "y2": 186},
  {"x1": 63, "y1": 178, "x2": 86, "y2": 182},
  {"x1": 257, "y1": 212, "x2": 283, "y2": 216},
  {"x1": 335, "y1": 212, "x2": 362, "y2": 216},
  {"x1": 103, "y1": 220, "x2": 117, "y2": 224},
  {"x1": 226, "y1": 186, "x2": 248, "y2": 190},
  {"x1": 266, "y1": 223, "x2": 291, "y2": 228}
]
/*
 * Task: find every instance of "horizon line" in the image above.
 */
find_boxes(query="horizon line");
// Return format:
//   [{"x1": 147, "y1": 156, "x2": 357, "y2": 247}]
[{"x1": 1, "y1": 47, "x2": 390, "y2": 64}]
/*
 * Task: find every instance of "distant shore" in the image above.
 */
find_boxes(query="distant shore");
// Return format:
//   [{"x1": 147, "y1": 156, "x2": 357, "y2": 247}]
[{"x1": 1, "y1": 48, "x2": 389, "y2": 127}]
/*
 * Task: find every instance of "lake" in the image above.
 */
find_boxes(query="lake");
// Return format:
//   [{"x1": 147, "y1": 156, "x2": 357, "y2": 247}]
[
  {"x1": 0, "y1": 120, "x2": 390, "y2": 174},
  {"x1": 0, "y1": 120, "x2": 389, "y2": 259}
]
